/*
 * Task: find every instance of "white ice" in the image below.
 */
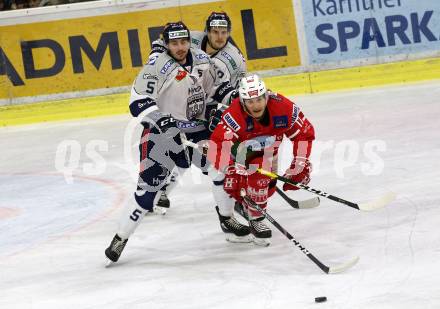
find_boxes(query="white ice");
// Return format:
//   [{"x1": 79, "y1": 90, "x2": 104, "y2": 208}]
[{"x1": 1, "y1": 81, "x2": 439, "y2": 308}]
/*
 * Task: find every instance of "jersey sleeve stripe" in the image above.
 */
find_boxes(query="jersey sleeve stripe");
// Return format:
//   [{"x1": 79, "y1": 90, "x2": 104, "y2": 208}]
[
  {"x1": 287, "y1": 129, "x2": 300, "y2": 139},
  {"x1": 137, "y1": 105, "x2": 159, "y2": 121},
  {"x1": 129, "y1": 98, "x2": 157, "y2": 117}
]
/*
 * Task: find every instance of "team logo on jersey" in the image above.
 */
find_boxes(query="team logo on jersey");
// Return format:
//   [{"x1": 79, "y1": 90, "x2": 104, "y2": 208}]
[
  {"x1": 186, "y1": 93, "x2": 205, "y2": 119},
  {"x1": 195, "y1": 53, "x2": 208, "y2": 60},
  {"x1": 175, "y1": 70, "x2": 187, "y2": 81},
  {"x1": 224, "y1": 112, "x2": 241, "y2": 131},
  {"x1": 160, "y1": 59, "x2": 174, "y2": 74},
  {"x1": 269, "y1": 93, "x2": 281, "y2": 101},
  {"x1": 273, "y1": 116, "x2": 288, "y2": 128},
  {"x1": 257, "y1": 178, "x2": 272, "y2": 186},
  {"x1": 220, "y1": 51, "x2": 237, "y2": 70}
]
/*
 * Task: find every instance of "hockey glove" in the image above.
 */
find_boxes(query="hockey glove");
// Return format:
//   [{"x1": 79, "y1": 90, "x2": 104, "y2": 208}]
[
  {"x1": 227, "y1": 89, "x2": 239, "y2": 105},
  {"x1": 282, "y1": 158, "x2": 312, "y2": 191},
  {"x1": 223, "y1": 164, "x2": 248, "y2": 202},
  {"x1": 208, "y1": 105, "x2": 227, "y2": 132}
]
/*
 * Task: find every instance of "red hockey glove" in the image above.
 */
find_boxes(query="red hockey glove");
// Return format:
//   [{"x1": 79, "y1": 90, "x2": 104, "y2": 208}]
[
  {"x1": 223, "y1": 164, "x2": 248, "y2": 202},
  {"x1": 282, "y1": 158, "x2": 312, "y2": 191}
]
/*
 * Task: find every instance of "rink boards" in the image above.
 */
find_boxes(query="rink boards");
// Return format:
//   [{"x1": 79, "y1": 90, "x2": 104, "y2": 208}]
[
  {"x1": 2, "y1": 56, "x2": 440, "y2": 126},
  {"x1": 1, "y1": 0, "x2": 440, "y2": 125}
]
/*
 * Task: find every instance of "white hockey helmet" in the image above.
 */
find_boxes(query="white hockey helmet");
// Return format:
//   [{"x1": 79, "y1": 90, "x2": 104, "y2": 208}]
[{"x1": 238, "y1": 74, "x2": 267, "y2": 104}]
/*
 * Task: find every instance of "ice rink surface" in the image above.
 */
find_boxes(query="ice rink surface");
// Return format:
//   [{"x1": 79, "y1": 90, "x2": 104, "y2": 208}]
[{"x1": 1, "y1": 81, "x2": 439, "y2": 308}]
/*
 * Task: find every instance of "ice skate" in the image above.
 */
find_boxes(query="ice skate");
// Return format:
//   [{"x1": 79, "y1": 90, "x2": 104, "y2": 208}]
[
  {"x1": 105, "y1": 234, "x2": 128, "y2": 266},
  {"x1": 249, "y1": 217, "x2": 272, "y2": 247},
  {"x1": 215, "y1": 206, "x2": 251, "y2": 243}
]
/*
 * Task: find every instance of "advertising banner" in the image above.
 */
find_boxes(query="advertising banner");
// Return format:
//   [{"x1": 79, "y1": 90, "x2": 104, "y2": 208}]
[
  {"x1": 301, "y1": 0, "x2": 440, "y2": 64},
  {"x1": 0, "y1": 0, "x2": 300, "y2": 100}
]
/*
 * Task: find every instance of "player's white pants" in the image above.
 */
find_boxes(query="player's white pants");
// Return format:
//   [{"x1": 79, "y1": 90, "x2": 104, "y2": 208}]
[{"x1": 117, "y1": 190, "x2": 162, "y2": 240}]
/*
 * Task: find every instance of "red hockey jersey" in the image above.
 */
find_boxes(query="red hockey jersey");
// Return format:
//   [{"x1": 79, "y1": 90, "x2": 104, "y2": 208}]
[{"x1": 208, "y1": 92, "x2": 315, "y2": 171}]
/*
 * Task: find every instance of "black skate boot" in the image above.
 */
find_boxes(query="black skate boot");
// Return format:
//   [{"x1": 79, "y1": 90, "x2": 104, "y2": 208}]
[
  {"x1": 153, "y1": 191, "x2": 170, "y2": 215},
  {"x1": 215, "y1": 206, "x2": 251, "y2": 243},
  {"x1": 156, "y1": 191, "x2": 170, "y2": 208},
  {"x1": 154, "y1": 173, "x2": 176, "y2": 212},
  {"x1": 105, "y1": 234, "x2": 128, "y2": 265},
  {"x1": 249, "y1": 217, "x2": 272, "y2": 246},
  {"x1": 146, "y1": 190, "x2": 170, "y2": 216}
]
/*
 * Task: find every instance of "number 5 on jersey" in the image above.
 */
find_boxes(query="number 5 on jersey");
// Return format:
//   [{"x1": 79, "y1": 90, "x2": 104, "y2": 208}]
[{"x1": 146, "y1": 81, "x2": 156, "y2": 94}]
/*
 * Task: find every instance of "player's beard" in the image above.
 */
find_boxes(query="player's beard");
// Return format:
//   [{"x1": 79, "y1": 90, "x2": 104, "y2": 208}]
[
  {"x1": 209, "y1": 39, "x2": 226, "y2": 50},
  {"x1": 173, "y1": 49, "x2": 188, "y2": 63}
]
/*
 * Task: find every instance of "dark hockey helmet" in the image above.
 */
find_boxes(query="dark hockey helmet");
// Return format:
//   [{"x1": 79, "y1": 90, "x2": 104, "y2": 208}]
[
  {"x1": 162, "y1": 21, "x2": 190, "y2": 44},
  {"x1": 205, "y1": 12, "x2": 232, "y2": 32}
]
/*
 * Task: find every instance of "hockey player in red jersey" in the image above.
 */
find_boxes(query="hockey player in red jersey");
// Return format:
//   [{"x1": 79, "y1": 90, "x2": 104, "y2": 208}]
[{"x1": 208, "y1": 74, "x2": 315, "y2": 245}]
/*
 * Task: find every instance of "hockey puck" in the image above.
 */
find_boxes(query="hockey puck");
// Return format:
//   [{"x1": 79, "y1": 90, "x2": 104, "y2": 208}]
[{"x1": 315, "y1": 296, "x2": 327, "y2": 303}]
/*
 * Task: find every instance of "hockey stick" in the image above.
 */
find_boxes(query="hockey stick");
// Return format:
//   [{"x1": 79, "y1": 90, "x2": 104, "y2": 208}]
[
  {"x1": 182, "y1": 139, "x2": 395, "y2": 211},
  {"x1": 240, "y1": 190, "x2": 359, "y2": 274},
  {"x1": 257, "y1": 169, "x2": 396, "y2": 212},
  {"x1": 275, "y1": 187, "x2": 320, "y2": 209},
  {"x1": 180, "y1": 138, "x2": 315, "y2": 210}
]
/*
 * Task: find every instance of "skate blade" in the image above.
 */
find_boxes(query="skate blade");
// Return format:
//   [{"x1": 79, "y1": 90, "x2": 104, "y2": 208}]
[
  {"x1": 252, "y1": 236, "x2": 271, "y2": 247},
  {"x1": 225, "y1": 233, "x2": 252, "y2": 243},
  {"x1": 105, "y1": 259, "x2": 115, "y2": 268},
  {"x1": 155, "y1": 206, "x2": 167, "y2": 215},
  {"x1": 145, "y1": 206, "x2": 167, "y2": 216}
]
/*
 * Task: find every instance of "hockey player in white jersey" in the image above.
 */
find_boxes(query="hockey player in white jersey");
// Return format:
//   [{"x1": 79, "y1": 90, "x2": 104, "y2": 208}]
[
  {"x1": 105, "y1": 22, "x2": 250, "y2": 264},
  {"x1": 151, "y1": 12, "x2": 247, "y2": 211},
  {"x1": 150, "y1": 12, "x2": 246, "y2": 88}
]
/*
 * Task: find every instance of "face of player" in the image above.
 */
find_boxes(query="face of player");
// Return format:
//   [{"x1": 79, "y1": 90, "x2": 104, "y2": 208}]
[
  {"x1": 168, "y1": 38, "x2": 190, "y2": 64},
  {"x1": 207, "y1": 27, "x2": 230, "y2": 50},
  {"x1": 243, "y1": 95, "x2": 267, "y2": 119}
]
